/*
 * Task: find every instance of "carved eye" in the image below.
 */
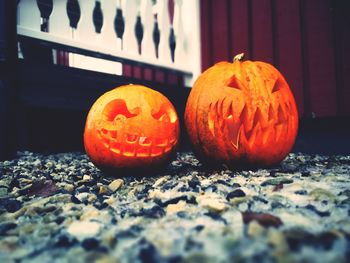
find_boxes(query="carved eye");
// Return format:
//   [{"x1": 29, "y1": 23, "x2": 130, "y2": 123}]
[
  {"x1": 226, "y1": 75, "x2": 243, "y2": 90},
  {"x1": 272, "y1": 78, "x2": 283, "y2": 93},
  {"x1": 102, "y1": 99, "x2": 140, "y2": 121},
  {"x1": 152, "y1": 103, "x2": 177, "y2": 123}
]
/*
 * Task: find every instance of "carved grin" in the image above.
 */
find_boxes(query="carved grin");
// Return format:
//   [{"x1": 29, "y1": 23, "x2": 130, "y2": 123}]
[
  {"x1": 97, "y1": 128, "x2": 177, "y2": 157},
  {"x1": 208, "y1": 98, "x2": 293, "y2": 149}
]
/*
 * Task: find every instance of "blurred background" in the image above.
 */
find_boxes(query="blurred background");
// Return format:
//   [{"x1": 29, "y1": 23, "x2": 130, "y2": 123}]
[{"x1": 0, "y1": 0, "x2": 349, "y2": 160}]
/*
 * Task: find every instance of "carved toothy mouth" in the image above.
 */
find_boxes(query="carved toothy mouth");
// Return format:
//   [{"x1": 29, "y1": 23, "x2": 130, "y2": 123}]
[
  {"x1": 97, "y1": 129, "x2": 177, "y2": 157},
  {"x1": 208, "y1": 99, "x2": 293, "y2": 149}
]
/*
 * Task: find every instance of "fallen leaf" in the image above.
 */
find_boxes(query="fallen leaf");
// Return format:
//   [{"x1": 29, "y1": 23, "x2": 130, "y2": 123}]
[{"x1": 242, "y1": 212, "x2": 283, "y2": 227}]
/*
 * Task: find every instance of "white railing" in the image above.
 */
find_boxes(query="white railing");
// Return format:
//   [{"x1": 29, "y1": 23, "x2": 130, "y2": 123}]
[{"x1": 16, "y1": 0, "x2": 201, "y2": 86}]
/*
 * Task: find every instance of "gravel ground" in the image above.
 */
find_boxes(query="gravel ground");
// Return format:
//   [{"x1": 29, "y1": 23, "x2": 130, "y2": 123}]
[{"x1": 0, "y1": 151, "x2": 350, "y2": 263}]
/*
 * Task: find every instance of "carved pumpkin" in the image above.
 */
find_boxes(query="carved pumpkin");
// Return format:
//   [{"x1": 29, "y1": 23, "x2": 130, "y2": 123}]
[
  {"x1": 185, "y1": 54, "x2": 298, "y2": 168},
  {"x1": 84, "y1": 84, "x2": 179, "y2": 173}
]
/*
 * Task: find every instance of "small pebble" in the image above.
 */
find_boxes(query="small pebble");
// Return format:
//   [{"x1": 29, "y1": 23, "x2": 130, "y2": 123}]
[
  {"x1": 261, "y1": 178, "x2": 294, "y2": 186},
  {"x1": 55, "y1": 234, "x2": 77, "y2": 248},
  {"x1": 75, "y1": 192, "x2": 90, "y2": 202},
  {"x1": 63, "y1": 184, "x2": 75, "y2": 193},
  {"x1": 197, "y1": 194, "x2": 227, "y2": 213},
  {"x1": 153, "y1": 177, "x2": 168, "y2": 188},
  {"x1": 226, "y1": 189, "x2": 246, "y2": 200},
  {"x1": 108, "y1": 179, "x2": 124, "y2": 192},
  {"x1": 82, "y1": 175, "x2": 92, "y2": 182},
  {"x1": 309, "y1": 188, "x2": 337, "y2": 202},
  {"x1": 0, "y1": 187, "x2": 8, "y2": 197},
  {"x1": 0, "y1": 222, "x2": 17, "y2": 235},
  {"x1": 81, "y1": 237, "x2": 99, "y2": 250},
  {"x1": 99, "y1": 186, "x2": 108, "y2": 195},
  {"x1": 67, "y1": 221, "x2": 102, "y2": 239},
  {"x1": 188, "y1": 177, "x2": 201, "y2": 189},
  {"x1": 3, "y1": 199, "x2": 22, "y2": 213},
  {"x1": 166, "y1": 200, "x2": 187, "y2": 214},
  {"x1": 247, "y1": 221, "x2": 265, "y2": 238},
  {"x1": 295, "y1": 189, "x2": 307, "y2": 195},
  {"x1": 141, "y1": 205, "x2": 165, "y2": 219}
]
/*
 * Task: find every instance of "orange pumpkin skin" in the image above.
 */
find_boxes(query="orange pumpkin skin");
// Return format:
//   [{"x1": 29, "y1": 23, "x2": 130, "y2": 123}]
[
  {"x1": 185, "y1": 56, "x2": 298, "y2": 168},
  {"x1": 84, "y1": 85, "x2": 179, "y2": 173}
]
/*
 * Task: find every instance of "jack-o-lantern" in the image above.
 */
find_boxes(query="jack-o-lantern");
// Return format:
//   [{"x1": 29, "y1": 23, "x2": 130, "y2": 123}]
[
  {"x1": 185, "y1": 54, "x2": 298, "y2": 168},
  {"x1": 84, "y1": 84, "x2": 179, "y2": 173}
]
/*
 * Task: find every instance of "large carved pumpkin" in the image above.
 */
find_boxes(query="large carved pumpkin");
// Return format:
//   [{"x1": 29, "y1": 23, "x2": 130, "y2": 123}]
[
  {"x1": 84, "y1": 84, "x2": 179, "y2": 173},
  {"x1": 185, "y1": 54, "x2": 298, "y2": 168}
]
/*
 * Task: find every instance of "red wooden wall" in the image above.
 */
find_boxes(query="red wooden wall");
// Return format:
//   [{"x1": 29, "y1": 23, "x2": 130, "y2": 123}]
[{"x1": 200, "y1": 0, "x2": 350, "y2": 118}]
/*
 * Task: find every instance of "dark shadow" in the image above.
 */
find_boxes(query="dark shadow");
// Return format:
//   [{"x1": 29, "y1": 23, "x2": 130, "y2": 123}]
[{"x1": 292, "y1": 117, "x2": 350, "y2": 155}]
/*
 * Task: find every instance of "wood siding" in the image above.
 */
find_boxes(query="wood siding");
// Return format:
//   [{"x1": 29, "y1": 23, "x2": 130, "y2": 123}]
[{"x1": 200, "y1": 0, "x2": 350, "y2": 117}]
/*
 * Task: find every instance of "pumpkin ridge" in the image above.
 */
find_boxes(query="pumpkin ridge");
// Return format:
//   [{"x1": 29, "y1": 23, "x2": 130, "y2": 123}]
[
  {"x1": 253, "y1": 62, "x2": 277, "y2": 121},
  {"x1": 247, "y1": 122, "x2": 263, "y2": 148},
  {"x1": 218, "y1": 97, "x2": 225, "y2": 118},
  {"x1": 276, "y1": 104, "x2": 287, "y2": 125},
  {"x1": 275, "y1": 123, "x2": 284, "y2": 142},
  {"x1": 255, "y1": 62, "x2": 275, "y2": 96},
  {"x1": 245, "y1": 61, "x2": 262, "y2": 106},
  {"x1": 224, "y1": 101, "x2": 234, "y2": 119},
  {"x1": 262, "y1": 125, "x2": 272, "y2": 144},
  {"x1": 208, "y1": 98, "x2": 231, "y2": 137},
  {"x1": 241, "y1": 107, "x2": 266, "y2": 146},
  {"x1": 185, "y1": 75, "x2": 203, "y2": 152},
  {"x1": 194, "y1": 73, "x2": 218, "y2": 159},
  {"x1": 263, "y1": 62, "x2": 290, "y2": 103},
  {"x1": 225, "y1": 118, "x2": 241, "y2": 150},
  {"x1": 252, "y1": 107, "x2": 266, "y2": 129},
  {"x1": 208, "y1": 101, "x2": 218, "y2": 137},
  {"x1": 239, "y1": 104, "x2": 250, "y2": 132},
  {"x1": 268, "y1": 104, "x2": 275, "y2": 121}
]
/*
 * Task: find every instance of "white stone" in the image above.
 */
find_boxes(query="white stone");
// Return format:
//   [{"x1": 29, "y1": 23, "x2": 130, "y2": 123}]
[
  {"x1": 166, "y1": 200, "x2": 186, "y2": 214},
  {"x1": 75, "y1": 192, "x2": 90, "y2": 202},
  {"x1": 82, "y1": 175, "x2": 92, "y2": 181},
  {"x1": 108, "y1": 179, "x2": 124, "y2": 192},
  {"x1": 67, "y1": 221, "x2": 102, "y2": 239},
  {"x1": 197, "y1": 193, "x2": 227, "y2": 213},
  {"x1": 153, "y1": 177, "x2": 168, "y2": 188}
]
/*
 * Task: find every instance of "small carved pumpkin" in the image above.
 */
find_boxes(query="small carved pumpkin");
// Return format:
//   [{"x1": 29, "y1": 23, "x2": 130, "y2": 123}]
[
  {"x1": 185, "y1": 54, "x2": 298, "y2": 168},
  {"x1": 84, "y1": 84, "x2": 179, "y2": 173}
]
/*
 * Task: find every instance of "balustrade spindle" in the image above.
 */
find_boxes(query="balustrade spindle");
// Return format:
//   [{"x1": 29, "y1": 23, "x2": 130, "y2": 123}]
[
  {"x1": 153, "y1": 17, "x2": 160, "y2": 58},
  {"x1": 114, "y1": 4, "x2": 124, "y2": 51},
  {"x1": 37, "y1": 0, "x2": 53, "y2": 32},
  {"x1": 92, "y1": 1, "x2": 103, "y2": 34},
  {"x1": 93, "y1": 1, "x2": 103, "y2": 34},
  {"x1": 135, "y1": 15, "x2": 143, "y2": 54}
]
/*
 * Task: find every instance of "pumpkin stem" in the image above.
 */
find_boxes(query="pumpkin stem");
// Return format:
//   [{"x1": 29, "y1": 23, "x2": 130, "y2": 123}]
[{"x1": 233, "y1": 53, "x2": 245, "y2": 62}]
